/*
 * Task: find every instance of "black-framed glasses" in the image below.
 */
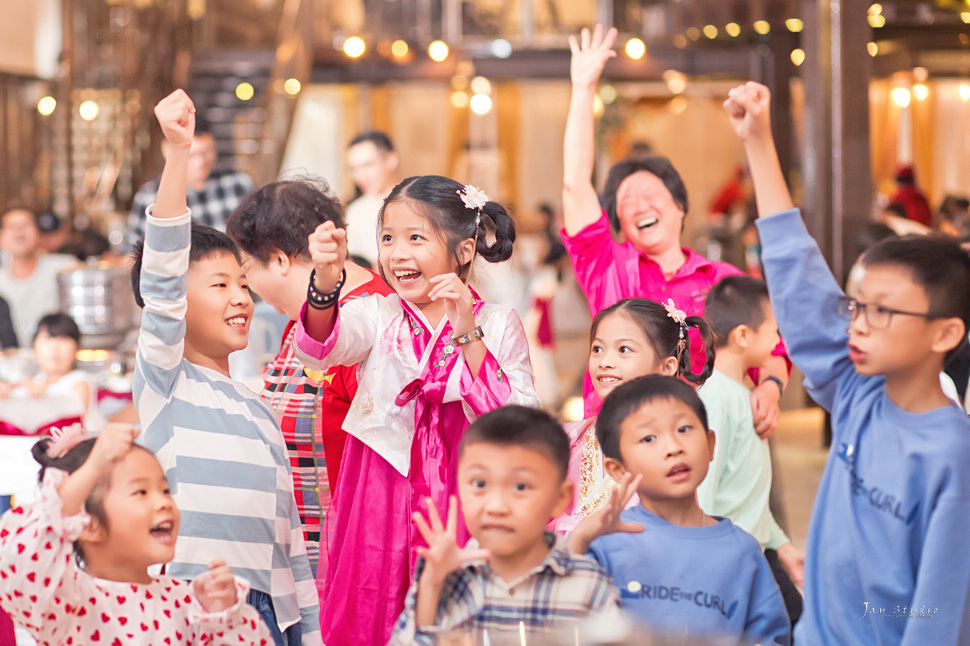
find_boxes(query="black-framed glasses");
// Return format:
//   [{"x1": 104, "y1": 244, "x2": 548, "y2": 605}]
[{"x1": 837, "y1": 296, "x2": 936, "y2": 330}]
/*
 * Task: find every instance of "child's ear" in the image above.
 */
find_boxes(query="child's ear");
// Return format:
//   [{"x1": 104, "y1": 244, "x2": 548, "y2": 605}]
[
  {"x1": 659, "y1": 356, "x2": 679, "y2": 376},
  {"x1": 551, "y1": 479, "x2": 574, "y2": 519},
  {"x1": 78, "y1": 517, "x2": 107, "y2": 545},
  {"x1": 604, "y1": 456, "x2": 628, "y2": 483},
  {"x1": 731, "y1": 325, "x2": 750, "y2": 349},
  {"x1": 705, "y1": 429, "x2": 716, "y2": 461},
  {"x1": 930, "y1": 317, "x2": 967, "y2": 358},
  {"x1": 457, "y1": 238, "x2": 476, "y2": 268}
]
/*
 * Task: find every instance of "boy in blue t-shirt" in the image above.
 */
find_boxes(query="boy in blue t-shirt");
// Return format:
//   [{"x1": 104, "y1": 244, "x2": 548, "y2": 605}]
[
  {"x1": 568, "y1": 375, "x2": 790, "y2": 645},
  {"x1": 726, "y1": 81, "x2": 970, "y2": 645}
]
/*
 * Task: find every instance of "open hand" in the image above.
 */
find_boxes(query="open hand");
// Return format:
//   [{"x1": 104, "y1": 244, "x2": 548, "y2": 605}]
[
  {"x1": 193, "y1": 560, "x2": 238, "y2": 613},
  {"x1": 154, "y1": 89, "x2": 196, "y2": 148},
  {"x1": 723, "y1": 82, "x2": 773, "y2": 143},
  {"x1": 568, "y1": 472, "x2": 644, "y2": 554},
  {"x1": 429, "y1": 273, "x2": 476, "y2": 337},
  {"x1": 307, "y1": 221, "x2": 348, "y2": 293},
  {"x1": 568, "y1": 24, "x2": 618, "y2": 87},
  {"x1": 414, "y1": 496, "x2": 490, "y2": 587},
  {"x1": 750, "y1": 381, "x2": 781, "y2": 439},
  {"x1": 87, "y1": 423, "x2": 139, "y2": 475}
]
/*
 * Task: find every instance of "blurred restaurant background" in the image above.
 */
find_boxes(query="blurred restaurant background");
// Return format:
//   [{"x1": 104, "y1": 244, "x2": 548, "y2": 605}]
[{"x1": 1, "y1": 0, "x2": 969, "y2": 429}]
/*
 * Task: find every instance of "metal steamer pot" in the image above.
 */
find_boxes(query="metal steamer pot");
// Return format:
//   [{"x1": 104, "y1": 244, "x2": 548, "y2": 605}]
[{"x1": 57, "y1": 260, "x2": 137, "y2": 349}]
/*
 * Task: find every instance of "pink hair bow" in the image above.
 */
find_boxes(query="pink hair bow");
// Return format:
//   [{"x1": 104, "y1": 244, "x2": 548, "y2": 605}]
[{"x1": 46, "y1": 423, "x2": 89, "y2": 459}]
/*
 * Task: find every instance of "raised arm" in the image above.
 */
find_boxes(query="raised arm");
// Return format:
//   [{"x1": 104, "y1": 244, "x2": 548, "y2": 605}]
[
  {"x1": 152, "y1": 90, "x2": 194, "y2": 220},
  {"x1": 300, "y1": 220, "x2": 348, "y2": 342},
  {"x1": 722, "y1": 82, "x2": 793, "y2": 218},
  {"x1": 562, "y1": 25, "x2": 617, "y2": 236}
]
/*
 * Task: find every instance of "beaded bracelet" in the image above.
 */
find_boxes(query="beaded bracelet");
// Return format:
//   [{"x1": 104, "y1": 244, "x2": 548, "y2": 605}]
[{"x1": 307, "y1": 268, "x2": 346, "y2": 310}]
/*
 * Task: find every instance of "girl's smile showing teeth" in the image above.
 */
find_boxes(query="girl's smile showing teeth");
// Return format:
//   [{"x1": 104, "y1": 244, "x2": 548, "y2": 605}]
[
  {"x1": 637, "y1": 217, "x2": 660, "y2": 230},
  {"x1": 393, "y1": 269, "x2": 422, "y2": 284},
  {"x1": 149, "y1": 520, "x2": 176, "y2": 544},
  {"x1": 225, "y1": 315, "x2": 248, "y2": 328}
]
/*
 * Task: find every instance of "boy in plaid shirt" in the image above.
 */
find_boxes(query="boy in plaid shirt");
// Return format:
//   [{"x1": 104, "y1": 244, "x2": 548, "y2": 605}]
[{"x1": 390, "y1": 406, "x2": 618, "y2": 643}]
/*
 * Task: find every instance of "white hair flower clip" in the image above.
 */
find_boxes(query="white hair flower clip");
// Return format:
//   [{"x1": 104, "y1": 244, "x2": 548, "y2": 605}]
[
  {"x1": 664, "y1": 298, "x2": 687, "y2": 325},
  {"x1": 458, "y1": 184, "x2": 488, "y2": 212}
]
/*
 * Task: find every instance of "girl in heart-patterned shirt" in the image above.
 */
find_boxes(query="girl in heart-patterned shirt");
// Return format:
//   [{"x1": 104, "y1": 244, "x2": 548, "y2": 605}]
[{"x1": 0, "y1": 424, "x2": 272, "y2": 645}]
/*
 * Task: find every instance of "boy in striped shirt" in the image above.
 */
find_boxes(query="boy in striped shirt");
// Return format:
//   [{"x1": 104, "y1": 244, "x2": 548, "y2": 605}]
[
  {"x1": 130, "y1": 89, "x2": 320, "y2": 645},
  {"x1": 389, "y1": 406, "x2": 618, "y2": 643}
]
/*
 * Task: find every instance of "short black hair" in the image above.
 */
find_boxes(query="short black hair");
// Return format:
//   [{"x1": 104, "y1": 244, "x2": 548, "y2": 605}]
[
  {"x1": 129, "y1": 222, "x2": 241, "y2": 309},
  {"x1": 459, "y1": 406, "x2": 570, "y2": 481},
  {"x1": 34, "y1": 312, "x2": 81, "y2": 344},
  {"x1": 0, "y1": 207, "x2": 39, "y2": 229},
  {"x1": 704, "y1": 276, "x2": 771, "y2": 349},
  {"x1": 883, "y1": 202, "x2": 908, "y2": 219},
  {"x1": 596, "y1": 375, "x2": 709, "y2": 463},
  {"x1": 226, "y1": 177, "x2": 346, "y2": 264},
  {"x1": 349, "y1": 130, "x2": 395, "y2": 153},
  {"x1": 861, "y1": 235, "x2": 970, "y2": 364},
  {"x1": 602, "y1": 156, "x2": 689, "y2": 232}
]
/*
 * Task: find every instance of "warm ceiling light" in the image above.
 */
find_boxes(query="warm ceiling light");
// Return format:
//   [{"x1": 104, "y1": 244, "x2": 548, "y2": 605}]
[
  {"x1": 663, "y1": 70, "x2": 687, "y2": 95},
  {"x1": 428, "y1": 40, "x2": 449, "y2": 62},
  {"x1": 37, "y1": 96, "x2": 56, "y2": 116},
  {"x1": 868, "y1": 14, "x2": 886, "y2": 28},
  {"x1": 283, "y1": 78, "x2": 301, "y2": 95},
  {"x1": 960, "y1": 84, "x2": 970, "y2": 101},
  {"x1": 786, "y1": 18, "x2": 804, "y2": 33},
  {"x1": 790, "y1": 48, "x2": 806, "y2": 66},
  {"x1": 391, "y1": 40, "x2": 409, "y2": 58},
  {"x1": 686, "y1": 27, "x2": 701, "y2": 41},
  {"x1": 962, "y1": 12, "x2": 970, "y2": 24},
  {"x1": 343, "y1": 36, "x2": 365, "y2": 58},
  {"x1": 867, "y1": 42, "x2": 879, "y2": 56},
  {"x1": 625, "y1": 38, "x2": 646, "y2": 59},
  {"x1": 891, "y1": 87, "x2": 911, "y2": 108},
  {"x1": 668, "y1": 96, "x2": 688, "y2": 115},
  {"x1": 702, "y1": 25, "x2": 718, "y2": 39},
  {"x1": 470, "y1": 76, "x2": 491, "y2": 95},
  {"x1": 592, "y1": 94, "x2": 605, "y2": 118},
  {"x1": 753, "y1": 20, "x2": 770, "y2": 35},
  {"x1": 726, "y1": 23, "x2": 741, "y2": 37},
  {"x1": 235, "y1": 82, "x2": 254, "y2": 101},
  {"x1": 450, "y1": 90, "x2": 469, "y2": 108},
  {"x1": 869, "y1": 3, "x2": 883, "y2": 16},
  {"x1": 913, "y1": 66, "x2": 928, "y2": 82},
  {"x1": 912, "y1": 84, "x2": 929, "y2": 101},
  {"x1": 469, "y1": 93, "x2": 492, "y2": 115},
  {"x1": 79, "y1": 99, "x2": 100, "y2": 120},
  {"x1": 599, "y1": 84, "x2": 617, "y2": 104}
]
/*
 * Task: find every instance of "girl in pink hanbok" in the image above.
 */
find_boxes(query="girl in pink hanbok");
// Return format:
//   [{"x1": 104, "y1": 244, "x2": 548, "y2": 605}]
[
  {"x1": 551, "y1": 297, "x2": 715, "y2": 534},
  {"x1": 294, "y1": 175, "x2": 538, "y2": 645}
]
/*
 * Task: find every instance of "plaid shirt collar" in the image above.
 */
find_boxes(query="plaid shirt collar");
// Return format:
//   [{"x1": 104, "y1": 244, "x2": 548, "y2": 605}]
[{"x1": 462, "y1": 531, "x2": 574, "y2": 583}]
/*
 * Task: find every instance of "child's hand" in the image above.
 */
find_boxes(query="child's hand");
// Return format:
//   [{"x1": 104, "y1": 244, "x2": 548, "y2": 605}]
[
  {"x1": 193, "y1": 560, "x2": 238, "y2": 613},
  {"x1": 776, "y1": 542, "x2": 805, "y2": 588},
  {"x1": 723, "y1": 82, "x2": 773, "y2": 143},
  {"x1": 414, "y1": 496, "x2": 490, "y2": 588},
  {"x1": 87, "y1": 423, "x2": 139, "y2": 475},
  {"x1": 429, "y1": 274, "x2": 475, "y2": 337},
  {"x1": 568, "y1": 24, "x2": 618, "y2": 88},
  {"x1": 307, "y1": 221, "x2": 348, "y2": 293},
  {"x1": 567, "y1": 473, "x2": 644, "y2": 555},
  {"x1": 154, "y1": 89, "x2": 196, "y2": 148}
]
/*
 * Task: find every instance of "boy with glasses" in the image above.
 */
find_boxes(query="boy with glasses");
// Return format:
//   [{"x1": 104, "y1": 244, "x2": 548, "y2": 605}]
[{"x1": 727, "y1": 81, "x2": 970, "y2": 644}]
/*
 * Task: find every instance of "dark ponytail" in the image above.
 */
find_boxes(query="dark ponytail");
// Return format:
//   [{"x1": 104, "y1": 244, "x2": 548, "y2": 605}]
[
  {"x1": 476, "y1": 201, "x2": 516, "y2": 263},
  {"x1": 679, "y1": 315, "x2": 715, "y2": 386},
  {"x1": 32, "y1": 436, "x2": 98, "y2": 483}
]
